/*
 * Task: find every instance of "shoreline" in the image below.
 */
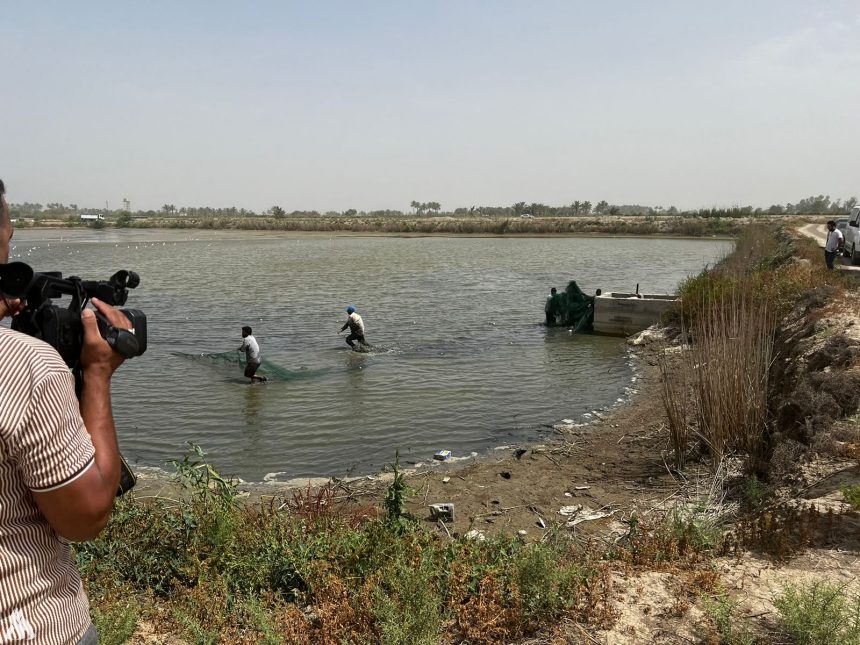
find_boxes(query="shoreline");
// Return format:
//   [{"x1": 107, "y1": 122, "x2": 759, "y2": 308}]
[
  {"x1": 133, "y1": 335, "x2": 659, "y2": 541},
  {"x1": 15, "y1": 223, "x2": 737, "y2": 241}
]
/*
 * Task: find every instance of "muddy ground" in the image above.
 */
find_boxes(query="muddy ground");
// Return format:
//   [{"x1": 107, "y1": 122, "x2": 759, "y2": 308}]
[{"x1": 335, "y1": 345, "x2": 684, "y2": 543}]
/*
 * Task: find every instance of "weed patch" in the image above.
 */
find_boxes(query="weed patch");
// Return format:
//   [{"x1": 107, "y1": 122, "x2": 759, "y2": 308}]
[
  {"x1": 843, "y1": 484, "x2": 860, "y2": 509},
  {"x1": 775, "y1": 581, "x2": 860, "y2": 644},
  {"x1": 702, "y1": 591, "x2": 757, "y2": 645}
]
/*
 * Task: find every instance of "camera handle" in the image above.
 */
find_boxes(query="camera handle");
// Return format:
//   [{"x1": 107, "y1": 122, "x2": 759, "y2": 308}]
[{"x1": 94, "y1": 312, "x2": 140, "y2": 358}]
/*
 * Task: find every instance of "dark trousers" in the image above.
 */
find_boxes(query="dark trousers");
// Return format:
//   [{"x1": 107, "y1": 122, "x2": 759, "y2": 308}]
[
  {"x1": 825, "y1": 249, "x2": 837, "y2": 270},
  {"x1": 346, "y1": 332, "x2": 366, "y2": 348}
]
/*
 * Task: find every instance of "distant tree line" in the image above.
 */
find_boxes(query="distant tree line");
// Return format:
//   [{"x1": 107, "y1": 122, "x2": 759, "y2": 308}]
[{"x1": 8, "y1": 194, "x2": 858, "y2": 222}]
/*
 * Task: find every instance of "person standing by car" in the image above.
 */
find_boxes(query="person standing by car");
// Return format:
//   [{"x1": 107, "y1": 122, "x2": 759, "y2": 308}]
[{"x1": 824, "y1": 220, "x2": 843, "y2": 270}]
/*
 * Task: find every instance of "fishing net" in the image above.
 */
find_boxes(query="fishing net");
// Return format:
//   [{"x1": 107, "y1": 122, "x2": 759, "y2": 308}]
[
  {"x1": 173, "y1": 351, "x2": 326, "y2": 381},
  {"x1": 547, "y1": 281, "x2": 594, "y2": 332}
]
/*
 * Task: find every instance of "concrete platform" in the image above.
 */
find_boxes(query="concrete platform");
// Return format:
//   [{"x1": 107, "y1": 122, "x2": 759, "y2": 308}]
[{"x1": 593, "y1": 292, "x2": 677, "y2": 336}]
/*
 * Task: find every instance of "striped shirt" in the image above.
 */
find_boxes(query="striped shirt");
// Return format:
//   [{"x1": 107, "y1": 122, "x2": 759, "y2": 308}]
[{"x1": 0, "y1": 327, "x2": 95, "y2": 644}]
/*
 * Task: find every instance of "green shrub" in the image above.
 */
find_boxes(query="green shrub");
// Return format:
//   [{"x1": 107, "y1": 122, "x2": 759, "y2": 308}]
[
  {"x1": 742, "y1": 475, "x2": 768, "y2": 508},
  {"x1": 514, "y1": 544, "x2": 582, "y2": 624},
  {"x1": 774, "y1": 582, "x2": 860, "y2": 645},
  {"x1": 371, "y1": 552, "x2": 446, "y2": 645},
  {"x1": 90, "y1": 598, "x2": 138, "y2": 645},
  {"x1": 702, "y1": 591, "x2": 757, "y2": 645},
  {"x1": 669, "y1": 506, "x2": 722, "y2": 551},
  {"x1": 842, "y1": 484, "x2": 860, "y2": 510}
]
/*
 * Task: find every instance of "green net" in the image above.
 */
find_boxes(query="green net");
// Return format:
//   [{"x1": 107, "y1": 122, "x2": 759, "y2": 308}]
[
  {"x1": 173, "y1": 351, "x2": 329, "y2": 381},
  {"x1": 546, "y1": 281, "x2": 594, "y2": 332}
]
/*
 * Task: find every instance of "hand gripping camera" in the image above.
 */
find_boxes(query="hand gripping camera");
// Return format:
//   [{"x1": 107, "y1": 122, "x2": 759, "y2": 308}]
[{"x1": 0, "y1": 261, "x2": 147, "y2": 495}]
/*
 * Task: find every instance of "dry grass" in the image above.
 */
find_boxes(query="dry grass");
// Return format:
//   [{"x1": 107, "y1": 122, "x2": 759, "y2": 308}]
[
  {"x1": 662, "y1": 283, "x2": 775, "y2": 472},
  {"x1": 691, "y1": 286, "x2": 775, "y2": 466}
]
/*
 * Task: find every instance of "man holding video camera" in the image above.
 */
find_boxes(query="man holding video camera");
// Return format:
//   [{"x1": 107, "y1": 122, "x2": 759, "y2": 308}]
[{"x1": 0, "y1": 179, "x2": 131, "y2": 644}]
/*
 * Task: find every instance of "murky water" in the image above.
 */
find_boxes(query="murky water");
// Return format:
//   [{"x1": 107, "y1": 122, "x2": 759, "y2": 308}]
[{"x1": 6, "y1": 229, "x2": 730, "y2": 480}]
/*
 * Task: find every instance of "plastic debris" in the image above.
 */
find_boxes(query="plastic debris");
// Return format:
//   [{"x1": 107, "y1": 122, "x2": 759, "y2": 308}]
[
  {"x1": 559, "y1": 505, "x2": 583, "y2": 516},
  {"x1": 464, "y1": 529, "x2": 486, "y2": 542},
  {"x1": 566, "y1": 506, "x2": 616, "y2": 527},
  {"x1": 442, "y1": 476, "x2": 451, "y2": 484},
  {"x1": 429, "y1": 503, "x2": 455, "y2": 522},
  {"x1": 433, "y1": 450, "x2": 452, "y2": 461}
]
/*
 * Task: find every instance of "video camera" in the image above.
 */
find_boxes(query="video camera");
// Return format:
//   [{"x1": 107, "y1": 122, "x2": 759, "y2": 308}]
[{"x1": 0, "y1": 261, "x2": 147, "y2": 495}]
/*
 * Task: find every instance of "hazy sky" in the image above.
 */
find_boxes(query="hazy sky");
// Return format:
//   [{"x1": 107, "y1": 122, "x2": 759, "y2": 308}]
[{"x1": 4, "y1": 1, "x2": 859, "y2": 212}]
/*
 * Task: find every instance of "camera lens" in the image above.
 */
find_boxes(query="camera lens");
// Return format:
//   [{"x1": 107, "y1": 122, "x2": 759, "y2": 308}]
[{"x1": 0, "y1": 262, "x2": 34, "y2": 298}]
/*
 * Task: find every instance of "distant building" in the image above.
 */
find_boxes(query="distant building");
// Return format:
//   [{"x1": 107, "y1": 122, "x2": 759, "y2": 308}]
[{"x1": 79, "y1": 213, "x2": 104, "y2": 221}]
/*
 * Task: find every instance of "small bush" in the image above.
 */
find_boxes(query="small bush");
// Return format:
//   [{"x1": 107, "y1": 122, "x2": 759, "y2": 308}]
[
  {"x1": 741, "y1": 475, "x2": 768, "y2": 508},
  {"x1": 669, "y1": 506, "x2": 722, "y2": 551},
  {"x1": 702, "y1": 591, "x2": 757, "y2": 645},
  {"x1": 842, "y1": 484, "x2": 860, "y2": 510},
  {"x1": 371, "y1": 553, "x2": 445, "y2": 645},
  {"x1": 774, "y1": 581, "x2": 860, "y2": 644},
  {"x1": 90, "y1": 598, "x2": 138, "y2": 645}
]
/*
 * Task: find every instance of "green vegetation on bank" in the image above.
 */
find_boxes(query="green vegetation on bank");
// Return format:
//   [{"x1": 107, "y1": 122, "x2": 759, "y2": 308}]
[
  {"x1": 77, "y1": 448, "x2": 724, "y2": 643},
  {"x1": 78, "y1": 446, "x2": 853, "y2": 643},
  {"x1": 663, "y1": 225, "x2": 849, "y2": 473}
]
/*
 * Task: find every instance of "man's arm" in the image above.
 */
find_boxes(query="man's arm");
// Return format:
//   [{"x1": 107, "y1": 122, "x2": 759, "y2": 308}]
[
  {"x1": 340, "y1": 321, "x2": 349, "y2": 332},
  {"x1": 32, "y1": 299, "x2": 130, "y2": 541}
]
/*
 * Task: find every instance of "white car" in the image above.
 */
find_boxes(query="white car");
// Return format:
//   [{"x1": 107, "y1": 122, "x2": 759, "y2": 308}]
[{"x1": 843, "y1": 207, "x2": 860, "y2": 261}]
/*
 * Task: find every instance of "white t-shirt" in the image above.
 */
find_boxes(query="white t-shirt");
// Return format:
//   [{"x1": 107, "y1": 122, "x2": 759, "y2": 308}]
[
  {"x1": 825, "y1": 228, "x2": 843, "y2": 252},
  {"x1": 240, "y1": 335, "x2": 261, "y2": 363},
  {"x1": 347, "y1": 312, "x2": 365, "y2": 335}
]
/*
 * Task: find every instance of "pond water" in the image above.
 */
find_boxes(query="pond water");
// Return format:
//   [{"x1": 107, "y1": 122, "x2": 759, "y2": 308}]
[{"x1": 6, "y1": 230, "x2": 730, "y2": 481}]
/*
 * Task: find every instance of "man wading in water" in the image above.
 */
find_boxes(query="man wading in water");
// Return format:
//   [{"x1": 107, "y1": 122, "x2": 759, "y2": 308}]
[
  {"x1": 338, "y1": 305, "x2": 368, "y2": 350},
  {"x1": 237, "y1": 326, "x2": 267, "y2": 383}
]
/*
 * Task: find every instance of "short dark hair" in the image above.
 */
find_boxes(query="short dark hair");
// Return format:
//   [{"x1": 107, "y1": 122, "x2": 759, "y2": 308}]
[
  {"x1": 550, "y1": 287, "x2": 557, "y2": 294},
  {"x1": 827, "y1": 220, "x2": 836, "y2": 227},
  {"x1": 0, "y1": 179, "x2": 5, "y2": 196},
  {"x1": 242, "y1": 326, "x2": 252, "y2": 334}
]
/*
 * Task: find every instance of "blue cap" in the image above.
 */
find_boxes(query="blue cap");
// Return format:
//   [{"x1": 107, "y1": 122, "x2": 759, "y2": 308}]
[{"x1": 346, "y1": 305, "x2": 356, "y2": 313}]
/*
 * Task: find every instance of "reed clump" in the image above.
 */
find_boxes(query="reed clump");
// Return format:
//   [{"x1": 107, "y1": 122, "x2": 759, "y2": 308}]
[
  {"x1": 691, "y1": 285, "x2": 774, "y2": 466},
  {"x1": 662, "y1": 225, "x2": 845, "y2": 473}
]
